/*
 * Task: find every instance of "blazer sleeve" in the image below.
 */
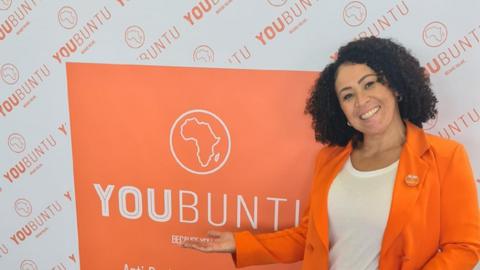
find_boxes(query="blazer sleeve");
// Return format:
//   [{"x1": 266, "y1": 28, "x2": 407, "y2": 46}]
[
  {"x1": 231, "y1": 147, "x2": 332, "y2": 268},
  {"x1": 422, "y1": 144, "x2": 480, "y2": 269},
  {"x1": 232, "y1": 202, "x2": 310, "y2": 268}
]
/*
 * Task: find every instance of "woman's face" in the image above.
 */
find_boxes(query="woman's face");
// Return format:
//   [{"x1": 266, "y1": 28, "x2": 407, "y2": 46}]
[{"x1": 334, "y1": 63, "x2": 402, "y2": 138}]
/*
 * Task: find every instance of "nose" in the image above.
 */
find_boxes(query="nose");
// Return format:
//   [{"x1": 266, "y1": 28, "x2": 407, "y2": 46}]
[{"x1": 355, "y1": 90, "x2": 369, "y2": 106}]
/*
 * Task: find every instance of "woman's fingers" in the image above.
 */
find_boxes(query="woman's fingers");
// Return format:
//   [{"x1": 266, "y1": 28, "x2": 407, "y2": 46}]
[
  {"x1": 207, "y1": 230, "x2": 222, "y2": 238},
  {"x1": 180, "y1": 232, "x2": 236, "y2": 253},
  {"x1": 182, "y1": 240, "x2": 214, "y2": 252}
]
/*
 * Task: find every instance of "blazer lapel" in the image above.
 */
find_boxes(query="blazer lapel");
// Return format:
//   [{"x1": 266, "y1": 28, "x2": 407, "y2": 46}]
[
  {"x1": 311, "y1": 143, "x2": 352, "y2": 252},
  {"x1": 380, "y1": 122, "x2": 430, "y2": 255}
]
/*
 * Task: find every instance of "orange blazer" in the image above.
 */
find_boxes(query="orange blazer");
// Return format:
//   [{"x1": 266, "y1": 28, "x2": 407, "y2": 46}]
[{"x1": 233, "y1": 122, "x2": 480, "y2": 269}]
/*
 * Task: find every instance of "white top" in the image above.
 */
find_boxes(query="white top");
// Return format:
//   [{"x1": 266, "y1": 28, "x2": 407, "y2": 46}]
[{"x1": 327, "y1": 157, "x2": 399, "y2": 270}]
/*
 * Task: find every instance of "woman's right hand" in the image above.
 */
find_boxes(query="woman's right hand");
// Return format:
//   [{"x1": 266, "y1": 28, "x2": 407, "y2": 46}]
[{"x1": 181, "y1": 231, "x2": 236, "y2": 253}]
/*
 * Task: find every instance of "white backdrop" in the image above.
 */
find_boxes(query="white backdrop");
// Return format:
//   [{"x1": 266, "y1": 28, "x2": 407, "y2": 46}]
[{"x1": 1, "y1": 0, "x2": 479, "y2": 269}]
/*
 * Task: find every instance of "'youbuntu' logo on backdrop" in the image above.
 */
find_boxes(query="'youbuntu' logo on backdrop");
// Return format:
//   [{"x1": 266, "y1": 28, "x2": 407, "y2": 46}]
[{"x1": 170, "y1": 109, "x2": 231, "y2": 175}]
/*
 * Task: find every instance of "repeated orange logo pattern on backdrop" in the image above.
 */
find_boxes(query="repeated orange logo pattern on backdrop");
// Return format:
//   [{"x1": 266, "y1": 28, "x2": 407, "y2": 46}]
[{"x1": 1, "y1": 1, "x2": 479, "y2": 269}]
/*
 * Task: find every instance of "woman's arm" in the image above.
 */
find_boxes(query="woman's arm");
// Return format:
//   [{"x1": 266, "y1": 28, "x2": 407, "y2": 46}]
[
  {"x1": 233, "y1": 203, "x2": 310, "y2": 267},
  {"x1": 180, "y1": 202, "x2": 311, "y2": 268}
]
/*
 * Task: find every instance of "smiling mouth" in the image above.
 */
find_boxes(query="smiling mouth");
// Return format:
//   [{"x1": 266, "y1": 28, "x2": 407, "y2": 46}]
[{"x1": 360, "y1": 106, "x2": 380, "y2": 120}]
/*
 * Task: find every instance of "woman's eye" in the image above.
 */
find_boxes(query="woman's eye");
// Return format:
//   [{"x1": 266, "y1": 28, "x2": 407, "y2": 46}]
[
  {"x1": 364, "y1": 81, "x2": 375, "y2": 89},
  {"x1": 343, "y1": 93, "x2": 353, "y2": 101}
]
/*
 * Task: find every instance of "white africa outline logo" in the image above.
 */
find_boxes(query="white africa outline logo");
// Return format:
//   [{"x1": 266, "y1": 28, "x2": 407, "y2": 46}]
[{"x1": 170, "y1": 109, "x2": 231, "y2": 175}]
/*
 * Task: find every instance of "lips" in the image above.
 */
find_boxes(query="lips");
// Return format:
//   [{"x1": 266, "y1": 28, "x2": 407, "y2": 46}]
[{"x1": 360, "y1": 106, "x2": 380, "y2": 120}]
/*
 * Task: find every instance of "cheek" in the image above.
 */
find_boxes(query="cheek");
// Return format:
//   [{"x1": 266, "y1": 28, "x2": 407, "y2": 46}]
[
  {"x1": 384, "y1": 96, "x2": 398, "y2": 111},
  {"x1": 382, "y1": 99, "x2": 400, "y2": 120}
]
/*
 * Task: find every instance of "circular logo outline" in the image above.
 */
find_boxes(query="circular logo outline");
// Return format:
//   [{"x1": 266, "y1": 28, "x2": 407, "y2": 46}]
[
  {"x1": 0, "y1": 63, "x2": 20, "y2": 85},
  {"x1": 20, "y1": 259, "x2": 38, "y2": 270},
  {"x1": 125, "y1": 25, "x2": 146, "y2": 49},
  {"x1": 0, "y1": 0, "x2": 12, "y2": 11},
  {"x1": 423, "y1": 115, "x2": 439, "y2": 131},
  {"x1": 342, "y1": 1, "x2": 368, "y2": 27},
  {"x1": 14, "y1": 198, "x2": 33, "y2": 218},
  {"x1": 193, "y1": 45, "x2": 215, "y2": 63},
  {"x1": 266, "y1": 0, "x2": 288, "y2": 7},
  {"x1": 422, "y1": 21, "x2": 448, "y2": 48},
  {"x1": 169, "y1": 109, "x2": 231, "y2": 175},
  {"x1": 8, "y1": 133, "x2": 26, "y2": 153},
  {"x1": 58, "y1": 6, "x2": 78, "y2": 30}
]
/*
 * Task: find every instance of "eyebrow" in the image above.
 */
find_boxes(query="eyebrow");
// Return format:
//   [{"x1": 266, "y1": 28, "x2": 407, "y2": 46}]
[{"x1": 338, "y1": 73, "x2": 377, "y2": 94}]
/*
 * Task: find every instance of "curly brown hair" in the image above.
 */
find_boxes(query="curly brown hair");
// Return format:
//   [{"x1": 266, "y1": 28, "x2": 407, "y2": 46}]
[{"x1": 305, "y1": 37, "x2": 438, "y2": 146}]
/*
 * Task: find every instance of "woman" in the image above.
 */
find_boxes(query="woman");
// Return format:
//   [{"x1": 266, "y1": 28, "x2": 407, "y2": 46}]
[{"x1": 182, "y1": 37, "x2": 480, "y2": 269}]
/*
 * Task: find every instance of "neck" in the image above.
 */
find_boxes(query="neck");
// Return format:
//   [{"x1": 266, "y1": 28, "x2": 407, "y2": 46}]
[{"x1": 357, "y1": 118, "x2": 406, "y2": 155}]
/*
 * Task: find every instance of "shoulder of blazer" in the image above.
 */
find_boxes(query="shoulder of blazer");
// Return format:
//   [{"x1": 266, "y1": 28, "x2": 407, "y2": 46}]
[
  {"x1": 423, "y1": 131, "x2": 469, "y2": 183},
  {"x1": 314, "y1": 145, "x2": 347, "y2": 169},
  {"x1": 424, "y1": 132, "x2": 463, "y2": 157},
  {"x1": 404, "y1": 121, "x2": 464, "y2": 160}
]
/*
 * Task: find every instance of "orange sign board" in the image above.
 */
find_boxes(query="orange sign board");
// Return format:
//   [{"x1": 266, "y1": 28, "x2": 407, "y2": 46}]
[{"x1": 66, "y1": 63, "x2": 321, "y2": 269}]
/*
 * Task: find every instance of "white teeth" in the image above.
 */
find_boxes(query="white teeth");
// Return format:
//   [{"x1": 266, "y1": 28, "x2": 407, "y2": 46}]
[{"x1": 360, "y1": 106, "x2": 380, "y2": 120}]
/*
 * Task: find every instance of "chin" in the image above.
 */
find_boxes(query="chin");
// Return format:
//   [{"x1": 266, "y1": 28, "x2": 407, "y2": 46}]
[{"x1": 356, "y1": 123, "x2": 388, "y2": 136}]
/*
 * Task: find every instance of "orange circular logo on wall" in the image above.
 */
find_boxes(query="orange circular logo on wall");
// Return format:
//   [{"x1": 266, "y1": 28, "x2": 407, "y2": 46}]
[
  {"x1": 14, "y1": 198, "x2": 33, "y2": 217},
  {"x1": 170, "y1": 109, "x2": 231, "y2": 175},
  {"x1": 423, "y1": 115, "x2": 438, "y2": 131},
  {"x1": 1, "y1": 63, "x2": 20, "y2": 85},
  {"x1": 0, "y1": 0, "x2": 12, "y2": 11},
  {"x1": 20, "y1": 259, "x2": 37, "y2": 270},
  {"x1": 422, "y1": 21, "x2": 448, "y2": 48},
  {"x1": 125, "y1": 25, "x2": 145, "y2": 49},
  {"x1": 193, "y1": 45, "x2": 214, "y2": 63},
  {"x1": 8, "y1": 132, "x2": 26, "y2": 153},
  {"x1": 58, "y1": 6, "x2": 78, "y2": 30},
  {"x1": 343, "y1": 1, "x2": 367, "y2": 27},
  {"x1": 266, "y1": 0, "x2": 287, "y2": 7}
]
